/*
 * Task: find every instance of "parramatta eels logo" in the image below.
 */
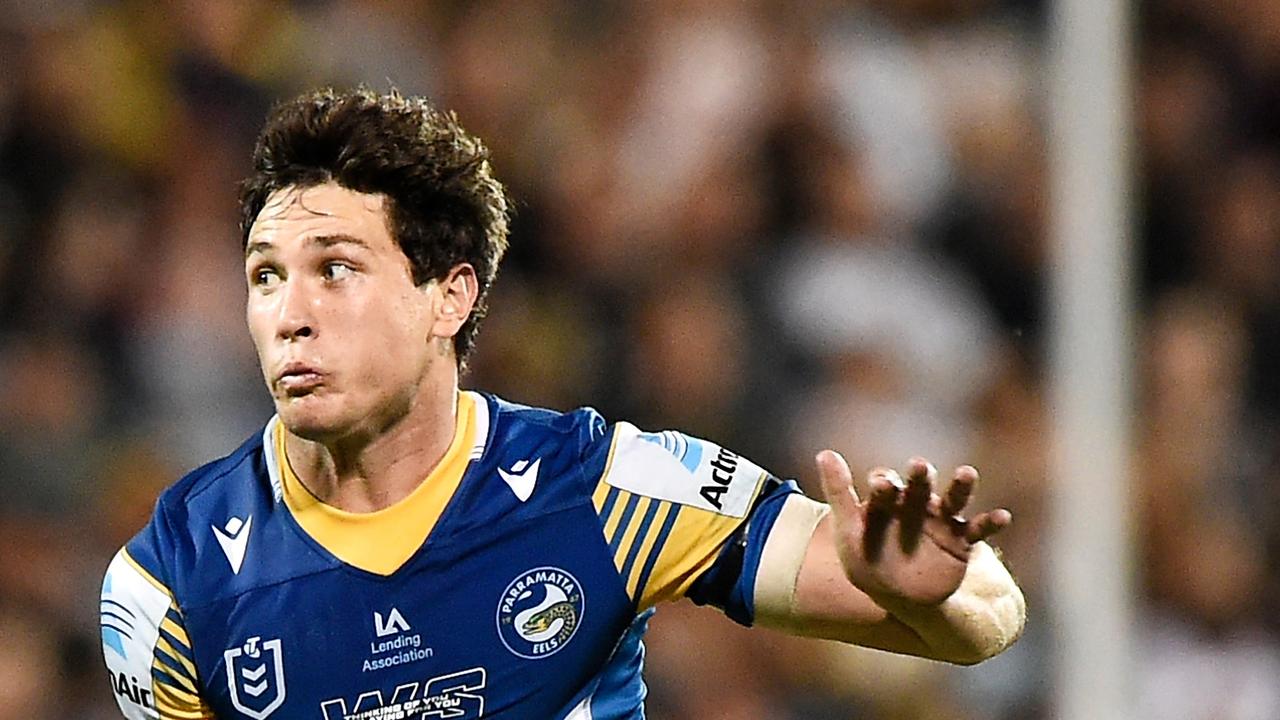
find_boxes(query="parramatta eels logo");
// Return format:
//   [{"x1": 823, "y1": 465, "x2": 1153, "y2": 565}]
[{"x1": 496, "y1": 567, "x2": 584, "y2": 659}]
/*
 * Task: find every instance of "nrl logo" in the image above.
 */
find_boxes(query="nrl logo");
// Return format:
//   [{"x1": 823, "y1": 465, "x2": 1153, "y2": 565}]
[{"x1": 224, "y1": 636, "x2": 287, "y2": 719}]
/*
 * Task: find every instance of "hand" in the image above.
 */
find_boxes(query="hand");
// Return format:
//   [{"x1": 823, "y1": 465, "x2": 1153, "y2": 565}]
[{"x1": 817, "y1": 450, "x2": 1011, "y2": 607}]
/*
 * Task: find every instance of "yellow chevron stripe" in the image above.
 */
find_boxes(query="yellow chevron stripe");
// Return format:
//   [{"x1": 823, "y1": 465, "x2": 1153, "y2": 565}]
[
  {"x1": 640, "y1": 504, "x2": 738, "y2": 607},
  {"x1": 151, "y1": 674, "x2": 214, "y2": 718},
  {"x1": 154, "y1": 635, "x2": 198, "y2": 687},
  {"x1": 600, "y1": 489, "x2": 631, "y2": 546},
  {"x1": 610, "y1": 496, "x2": 652, "y2": 570},
  {"x1": 626, "y1": 501, "x2": 673, "y2": 597},
  {"x1": 161, "y1": 609, "x2": 192, "y2": 648},
  {"x1": 636, "y1": 471, "x2": 765, "y2": 609}
]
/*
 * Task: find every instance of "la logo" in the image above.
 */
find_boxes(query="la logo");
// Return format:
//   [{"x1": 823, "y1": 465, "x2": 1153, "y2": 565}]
[{"x1": 374, "y1": 608, "x2": 411, "y2": 637}]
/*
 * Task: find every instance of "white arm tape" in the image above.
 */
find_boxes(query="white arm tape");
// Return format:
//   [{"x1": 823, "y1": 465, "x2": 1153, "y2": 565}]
[{"x1": 753, "y1": 494, "x2": 830, "y2": 622}]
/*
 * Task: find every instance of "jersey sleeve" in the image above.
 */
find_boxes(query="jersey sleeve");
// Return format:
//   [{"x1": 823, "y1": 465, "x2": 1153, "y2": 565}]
[
  {"x1": 101, "y1": 509, "x2": 215, "y2": 719},
  {"x1": 585, "y1": 421, "x2": 798, "y2": 621}
]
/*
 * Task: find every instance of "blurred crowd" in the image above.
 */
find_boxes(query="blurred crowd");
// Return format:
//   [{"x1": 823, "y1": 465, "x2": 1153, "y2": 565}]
[{"x1": 1, "y1": 0, "x2": 1279, "y2": 718}]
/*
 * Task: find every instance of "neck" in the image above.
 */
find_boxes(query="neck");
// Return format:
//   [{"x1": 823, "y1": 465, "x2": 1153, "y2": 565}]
[{"x1": 283, "y1": 375, "x2": 460, "y2": 513}]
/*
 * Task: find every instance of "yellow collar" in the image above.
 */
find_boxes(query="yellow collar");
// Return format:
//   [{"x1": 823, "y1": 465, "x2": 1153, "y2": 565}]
[{"x1": 276, "y1": 392, "x2": 477, "y2": 575}]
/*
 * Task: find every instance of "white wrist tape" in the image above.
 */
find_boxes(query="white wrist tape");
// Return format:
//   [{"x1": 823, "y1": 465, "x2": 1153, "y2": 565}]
[{"x1": 752, "y1": 494, "x2": 830, "y2": 622}]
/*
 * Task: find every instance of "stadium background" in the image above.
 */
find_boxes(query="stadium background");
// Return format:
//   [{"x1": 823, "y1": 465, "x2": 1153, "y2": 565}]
[{"x1": 1, "y1": 0, "x2": 1279, "y2": 717}]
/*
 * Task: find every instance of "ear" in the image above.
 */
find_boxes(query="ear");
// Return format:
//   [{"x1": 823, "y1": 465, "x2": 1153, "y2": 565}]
[{"x1": 430, "y1": 263, "x2": 479, "y2": 340}]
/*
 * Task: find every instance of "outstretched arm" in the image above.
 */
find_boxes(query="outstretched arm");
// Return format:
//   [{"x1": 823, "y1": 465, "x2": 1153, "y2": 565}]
[{"x1": 753, "y1": 451, "x2": 1026, "y2": 665}]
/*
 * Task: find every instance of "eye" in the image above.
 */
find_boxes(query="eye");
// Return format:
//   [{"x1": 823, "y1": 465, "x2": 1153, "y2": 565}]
[
  {"x1": 323, "y1": 261, "x2": 355, "y2": 282},
  {"x1": 250, "y1": 266, "x2": 281, "y2": 289}
]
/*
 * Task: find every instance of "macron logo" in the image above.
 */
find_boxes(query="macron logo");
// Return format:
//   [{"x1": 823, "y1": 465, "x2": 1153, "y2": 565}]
[
  {"x1": 498, "y1": 458, "x2": 540, "y2": 502},
  {"x1": 374, "y1": 608, "x2": 411, "y2": 637},
  {"x1": 212, "y1": 516, "x2": 252, "y2": 574}
]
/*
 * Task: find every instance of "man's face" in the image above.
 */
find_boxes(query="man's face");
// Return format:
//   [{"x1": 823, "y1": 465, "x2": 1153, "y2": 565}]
[{"x1": 244, "y1": 182, "x2": 443, "y2": 441}]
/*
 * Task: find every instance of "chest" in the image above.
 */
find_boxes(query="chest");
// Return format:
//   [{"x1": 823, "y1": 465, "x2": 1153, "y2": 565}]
[{"x1": 182, "y1": 504, "x2": 632, "y2": 719}]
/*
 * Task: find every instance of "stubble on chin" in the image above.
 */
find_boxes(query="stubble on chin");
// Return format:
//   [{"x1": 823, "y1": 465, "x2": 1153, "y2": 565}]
[{"x1": 275, "y1": 394, "x2": 345, "y2": 443}]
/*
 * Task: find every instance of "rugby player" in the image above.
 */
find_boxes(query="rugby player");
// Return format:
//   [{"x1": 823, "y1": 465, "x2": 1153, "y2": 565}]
[{"x1": 100, "y1": 88, "x2": 1025, "y2": 719}]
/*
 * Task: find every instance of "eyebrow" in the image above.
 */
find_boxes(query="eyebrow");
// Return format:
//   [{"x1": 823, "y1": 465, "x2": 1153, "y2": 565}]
[
  {"x1": 245, "y1": 234, "x2": 372, "y2": 258},
  {"x1": 312, "y1": 234, "x2": 372, "y2": 250}
]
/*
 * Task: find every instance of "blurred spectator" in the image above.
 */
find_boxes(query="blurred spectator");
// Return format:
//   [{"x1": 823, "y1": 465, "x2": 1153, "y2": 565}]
[
  {"x1": 1134, "y1": 288, "x2": 1280, "y2": 720},
  {"x1": 0, "y1": 330, "x2": 108, "y2": 516},
  {"x1": 0, "y1": 603, "x2": 65, "y2": 718},
  {"x1": 771, "y1": 127, "x2": 1005, "y2": 475}
]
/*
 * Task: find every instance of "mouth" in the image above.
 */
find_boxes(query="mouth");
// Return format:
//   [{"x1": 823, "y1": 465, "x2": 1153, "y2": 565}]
[{"x1": 275, "y1": 363, "x2": 326, "y2": 395}]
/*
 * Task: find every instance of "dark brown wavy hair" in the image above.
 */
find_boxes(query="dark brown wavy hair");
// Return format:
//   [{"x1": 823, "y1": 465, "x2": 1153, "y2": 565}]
[{"x1": 238, "y1": 87, "x2": 511, "y2": 367}]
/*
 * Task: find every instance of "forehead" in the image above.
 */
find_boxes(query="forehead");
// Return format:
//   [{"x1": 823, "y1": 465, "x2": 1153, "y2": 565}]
[{"x1": 247, "y1": 182, "x2": 393, "y2": 252}]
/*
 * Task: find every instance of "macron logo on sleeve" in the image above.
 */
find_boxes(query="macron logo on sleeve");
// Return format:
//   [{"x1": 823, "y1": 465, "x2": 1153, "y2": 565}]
[
  {"x1": 498, "y1": 458, "x2": 540, "y2": 502},
  {"x1": 213, "y1": 516, "x2": 253, "y2": 574}
]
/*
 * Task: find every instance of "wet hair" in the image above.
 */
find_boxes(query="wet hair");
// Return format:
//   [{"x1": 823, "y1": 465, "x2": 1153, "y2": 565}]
[{"x1": 239, "y1": 87, "x2": 511, "y2": 367}]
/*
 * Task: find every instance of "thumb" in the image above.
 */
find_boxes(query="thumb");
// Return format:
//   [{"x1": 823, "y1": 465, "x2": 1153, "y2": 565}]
[{"x1": 816, "y1": 450, "x2": 860, "y2": 522}]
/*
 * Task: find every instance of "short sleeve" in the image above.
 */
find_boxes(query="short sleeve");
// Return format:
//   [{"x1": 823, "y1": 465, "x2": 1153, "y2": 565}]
[
  {"x1": 101, "y1": 511, "x2": 215, "y2": 719},
  {"x1": 585, "y1": 422, "x2": 798, "y2": 615}
]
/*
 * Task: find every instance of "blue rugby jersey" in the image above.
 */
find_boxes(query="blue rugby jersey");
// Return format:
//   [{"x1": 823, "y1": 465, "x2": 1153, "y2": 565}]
[{"x1": 100, "y1": 391, "x2": 797, "y2": 719}]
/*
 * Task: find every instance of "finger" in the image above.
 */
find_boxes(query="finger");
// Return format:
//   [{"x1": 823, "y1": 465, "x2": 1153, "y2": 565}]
[
  {"x1": 964, "y1": 508, "x2": 1013, "y2": 543},
  {"x1": 902, "y1": 457, "x2": 935, "y2": 515},
  {"x1": 866, "y1": 467, "x2": 902, "y2": 517},
  {"x1": 816, "y1": 450, "x2": 860, "y2": 523},
  {"x1": 940, "y1": 465, "x2": 979, "y2": 517},
  {"x1": 863, "y1": 468, "x2": 901, "y2": 562},
  {"x1": 898, "y1": 458, "x2": 934, "y2": 553}
]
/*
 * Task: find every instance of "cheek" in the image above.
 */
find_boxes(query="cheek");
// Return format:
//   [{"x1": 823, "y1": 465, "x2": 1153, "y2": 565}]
[
  {"x1": 387, "y1": 309, "x2": 433, "y2": 367},
  {"x1": 350, "y1": 296, "x2": 432, "y2": 371},
  {"x1": 245, "y1": 302, "x2": 274, "y2": 356},
  {"x1": 387, "y1": 286, "x2": 435, "y2": 344}
]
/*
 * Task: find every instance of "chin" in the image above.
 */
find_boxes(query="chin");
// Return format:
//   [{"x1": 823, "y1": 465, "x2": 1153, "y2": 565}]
[{"x1": 275, "y1": 397, "x2": 355, "y2": 443}]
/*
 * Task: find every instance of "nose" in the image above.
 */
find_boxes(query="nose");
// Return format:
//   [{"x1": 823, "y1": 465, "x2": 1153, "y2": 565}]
[{"x1": 276, "y1": 278, "x2": 317, "y2": 341}]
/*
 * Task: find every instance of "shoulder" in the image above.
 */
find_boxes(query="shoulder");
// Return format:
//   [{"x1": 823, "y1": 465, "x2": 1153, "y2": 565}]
[
  {"x1": 123, "y1": 425, "x2": 275, "y2": 597},
  {"x1": 479, "y1": 391, "x2": 771, "y2": 516},
  {"x1": 156, "y1": 428, "x2": 270, "y2": 518},
  {"x1": 478, "y1": 392, "x2": 612, "y2": 479},
  {"x1": 483, "y1": 392, "x2": 609, "y2": 449},
  {"x1": 601, "y1": 423, "x2": 770, "y2": 518}
]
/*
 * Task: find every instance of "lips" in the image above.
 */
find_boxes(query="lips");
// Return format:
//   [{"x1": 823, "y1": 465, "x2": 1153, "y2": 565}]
[{"x1": 276, "y1": 362, "x2": 325, "y2": 395}]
